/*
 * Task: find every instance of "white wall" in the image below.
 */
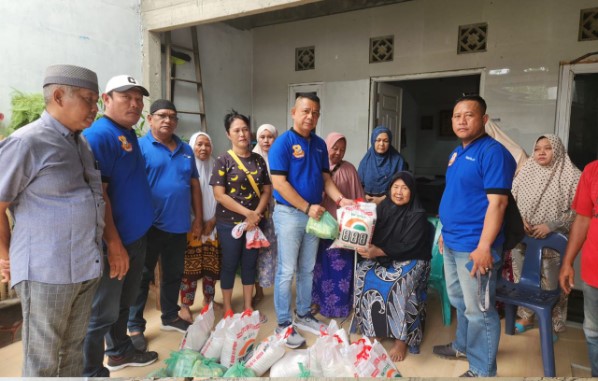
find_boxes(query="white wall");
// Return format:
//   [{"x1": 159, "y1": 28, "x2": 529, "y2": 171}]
[
  {"x1": 0, "y1": 0, "x2": 143, "y2": 124},
  {"x1": 251, "y1": 0, "x2": 598, "y2": 159}
]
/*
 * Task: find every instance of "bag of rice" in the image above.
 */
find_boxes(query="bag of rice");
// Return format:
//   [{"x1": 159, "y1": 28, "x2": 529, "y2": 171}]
[
  {"x1": 200, "y1": 309, "x2": 234, "y2": 359},
  {"x1": 269, "y1": 349, "x2": 310, "y2": 377},
  {"x1": 331, "y1": 202, "x2": 377, "y2": 250},
  {"x1": 352, "y1": 339, "x2": 401, "y2": 378},
  {"x1": 180, "y1": 302, "x2": 215, "y2": 351},
  {"x1": 244, "y1": 326, "x2": 289, "y2": 376},
  {"x1": 220, "y1": 309, "x2": 261, "y2": 368}
]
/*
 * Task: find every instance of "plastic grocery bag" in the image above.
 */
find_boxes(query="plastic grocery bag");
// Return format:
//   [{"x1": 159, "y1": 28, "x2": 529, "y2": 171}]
[
  {"x1": 191, "y1": 357, "x2": 228, "y2": 377},
  {"x1": 147, "y1": 367, "x2": 168, "y2": 378},
  {"x1": 309, "y1": 330, "x2": 355, "y2": 377},
  {"x1": 352, "y1": 338, "x2": 401, "y2": 378},
  {"x1": 180, "y1": 302, "x2": 215, "y2": 351},
  {"x1": 331, "y1": 202, "x2": 377, "y2": 250},
  {"x1": 200, "y1": 309, "x2": 234, "y2": 359},
  {"x1": 231, "y1": 222, "x2": 270, "y2": 249},
  {"x1": 167, "y1": 349, "x2": 204, "y2": 377},
  {"x1": 244, "y1": 326, "x2": 289, "y2": 376},
  {"x1": 306, "y1": 211, "x2": 339, "y2": 239},
  {"x1": 270, "y1": 349, "x2": 310, "y2": 377},
  {"x1": 223, "y1": 362, "x2": 256, "y2": 377},
  {"x1": 220, "y1": 309, "x2": 261, "y2": 368}
]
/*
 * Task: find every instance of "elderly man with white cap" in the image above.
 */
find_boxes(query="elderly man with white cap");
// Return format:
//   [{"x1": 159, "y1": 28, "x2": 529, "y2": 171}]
[
  {"x1": 82, "y1": 75, "x2": 157, "y2": 376},
  {"x1": 0, "y1": 64, "x2": 105, "y2": 376}
]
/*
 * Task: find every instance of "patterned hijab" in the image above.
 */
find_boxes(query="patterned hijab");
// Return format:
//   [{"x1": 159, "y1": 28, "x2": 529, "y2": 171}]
[
  {"x1": 252, "y1": 124, "x2": 278, "y2": 173},
  {"x1": 357, "y1": 126, "x2": 405, "y2": 195},
  {"x1": 189, "y1": 132, "x2": 217, "y2": 221},
  {"x1": 512, "y1": 134, "x2": 581, "y2": 225}
]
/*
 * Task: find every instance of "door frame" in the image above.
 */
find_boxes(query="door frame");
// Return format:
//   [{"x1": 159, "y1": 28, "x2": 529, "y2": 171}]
[
  {"x1": 555, "y1": 62, "x2": 598, "y2": 147},
  {"x1": 369, "y1": 68, "x2": 486, "y2": 148}
]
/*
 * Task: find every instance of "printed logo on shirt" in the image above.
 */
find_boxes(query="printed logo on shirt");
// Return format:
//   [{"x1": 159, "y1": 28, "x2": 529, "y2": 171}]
[
  {"x1": 448, "y1": 152, "x2": 457, "y2": 167},
  {"x1": 292, "y1": 144, "x2": 305, "y2": 158},
  {"x1": 465, "y1": 155, "x2": 476, "y2": 162},
  {"x1": 118, "y1": 135, "x2": 133, "y2": 152}
]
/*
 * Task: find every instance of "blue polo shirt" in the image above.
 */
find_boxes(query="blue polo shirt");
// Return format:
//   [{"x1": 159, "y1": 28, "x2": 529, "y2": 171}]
[
  {"x1": 439, "y1": 134, "x2": 516, "y2": 252},
  {"x1": 269, "y1": 128, "x2": 329, "y2": 205},
  {"x1": 83, "y1": 116, "x2": 154, "y2": 245},
  {"x1": 139, "y1": 132, "x2": 199, "y2": 233}
]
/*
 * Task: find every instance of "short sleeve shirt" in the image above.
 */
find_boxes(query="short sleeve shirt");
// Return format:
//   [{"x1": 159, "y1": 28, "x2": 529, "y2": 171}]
[
  {"x1": 268, "y1": 128, "x2": 330, "y2": 205},
  {"x1": 0, "y1": 112, "x2": 105, "y2": 286},
  {"x1": 439, "y1": 135, "x2": 516, "y2": 252},
  {"x1": 83, "y1": 116, "x2": 154, "y2": 244},
  {"x1": 571, "y1": 160, "x2": 598, "y2": 287},
  {"x1": 139, "y1": 132, "x2": 199, "y2": 234},
  {"x1": 210, "y1": 151, "x2": 271, "y2": 225}
]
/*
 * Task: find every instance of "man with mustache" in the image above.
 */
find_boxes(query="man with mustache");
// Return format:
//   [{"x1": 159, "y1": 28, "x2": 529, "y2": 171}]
[{"x1": 82, "y1": 75, "x2": 157, "y2": 376}]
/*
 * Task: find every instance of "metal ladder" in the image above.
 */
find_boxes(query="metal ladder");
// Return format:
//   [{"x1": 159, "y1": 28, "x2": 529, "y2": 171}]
[{"x1": 164, "y1": 26, "x2": 207, "y2": 132}]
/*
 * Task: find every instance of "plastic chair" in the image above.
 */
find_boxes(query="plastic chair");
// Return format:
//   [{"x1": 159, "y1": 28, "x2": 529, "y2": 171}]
[
  {"x1": 495, "y1": 233, "x2": 568, "y2": 377},
  {"x1": 427, "y1": 216, "x2": 452, "y2": 326}
]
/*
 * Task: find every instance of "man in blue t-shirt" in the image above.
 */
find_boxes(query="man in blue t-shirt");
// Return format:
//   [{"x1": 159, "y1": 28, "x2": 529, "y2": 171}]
[
  {"x1": 269, "y1": 93, "x2": 352, "y2": 348},
  {"x1": 82, "y1": 75, "x2": 157, "y2": 376},
  {"x1": 434, "y1": 95, "x2": 516, "y2": 377},
  {"x1": 127, "y1": 99, "x2": 202, "y2": 351}
]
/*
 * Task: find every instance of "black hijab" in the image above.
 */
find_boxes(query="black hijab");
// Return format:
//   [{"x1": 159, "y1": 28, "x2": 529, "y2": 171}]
[{"x1": 372, "y1": 171, "x2": 431, "y2": 264}]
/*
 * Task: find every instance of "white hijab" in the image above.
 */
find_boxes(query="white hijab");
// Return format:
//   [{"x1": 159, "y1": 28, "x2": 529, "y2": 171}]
[
  {"x1": 252, "y1": 124, "x2": 278, "y2": 173},
  {"x1": 189, "y1": 132, "x2": 216, "y2": 221}
]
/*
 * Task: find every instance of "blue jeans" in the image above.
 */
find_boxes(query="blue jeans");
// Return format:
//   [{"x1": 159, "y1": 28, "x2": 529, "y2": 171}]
[
  {"x1": 128, "y1": 226, "x2": 187, "y2": 332},
  {"x1": 273, "y1": 204, "x2": 319, "y2": 325},
  {"x1": 583, "y1": 281, "x2": 598, "y2": 377},
  {"x1": 444, "y1": 246, "x2": 501, "y2": 377},
  {"x1": 217, "y1": 223, "x2": 259, "y2": 289},
  {"x1": 83, "y1": 236, "x2": 147, "y2": 377}
]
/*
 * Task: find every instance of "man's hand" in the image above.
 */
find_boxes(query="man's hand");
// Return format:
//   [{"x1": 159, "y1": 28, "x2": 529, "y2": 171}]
[
  {"x1": 468, "y1": 246, "x2": 493, "y2": 277},
  {"x1": 559, "y1": 263, "x2": 575, "y2": 294},
  {"x1": 191, "y1": 218, "x2": 203, "y2": 240},
  {"x1": 203, "y1": 218, "x2": 216, "y2": 237},
  {"x1": 0, "y1": 257, "x2": 9, "y2": 284},
  {"x1": 307, "y1": 204, "x2": 326, "y2": 221},
  {"x1": 106, "y1": 242, "x2": 129, "y2": 280}
]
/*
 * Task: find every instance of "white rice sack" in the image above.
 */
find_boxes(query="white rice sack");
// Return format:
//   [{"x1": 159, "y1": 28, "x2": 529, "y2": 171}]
[
  {"x1": 244, "y1": 327, "x2": 288, "y2": 376},
  {"x1": 270, "y1": 350, "x2": 310, "y2": 378},
  {"x1": 323, "y1": 319, "x2": 349, "y2": 345},
  {"x1": 220, "y1": 310, "x2": 261, "y2": 368},
  {"x1": 200, "y1": 310, "x2": 234, "y2": 359},
  {"x1": 331, "y1": 202, "x2": 377, "y2": 251},
  {"x1": 180, "y1": 302, "x2": 215, "y2": 351},
  {"x1": 310, "y1": 333, "x2": 355, "y2": 377},
  {"x1": 353, "y1": 339, "x2": 401, "y2": 378}
]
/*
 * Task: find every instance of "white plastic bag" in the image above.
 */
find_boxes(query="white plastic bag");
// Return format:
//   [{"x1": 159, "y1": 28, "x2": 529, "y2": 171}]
[
  {"x1": 200, "y1": 309, "x2": 234, "y2": 359},
  {"x1": 352, "y1": 339, "x2": 401, "y2": 378},
  {"x1": 231, "y1": 222, "x2": 270, "y2": 249},
  {"x1": 180, "y1": 302, "x2": 215, "y2": 351},
  {"x1": 244, "y1": 326, "x2": 289, "y2": 376},
  {"x1": 309, "y1": 331, "x2": 356, "y2": 377},
  {"x1": 220, "y1": 309, "x2": 261, "y2": 368},
  {"x1": 270, "y1": 349, "x2": 310, "y2": 378},
  {"x1": 332, "y1": 202, "x2": 377, "y2": 251}
]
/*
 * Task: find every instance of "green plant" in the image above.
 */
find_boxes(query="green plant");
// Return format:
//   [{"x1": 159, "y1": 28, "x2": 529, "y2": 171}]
[{"x1": 9, "y1": 90, "x2": 45, "y2": 131}]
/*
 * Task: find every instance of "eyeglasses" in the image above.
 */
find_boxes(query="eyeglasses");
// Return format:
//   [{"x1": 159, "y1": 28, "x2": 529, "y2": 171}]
[{"x1": 152, "y1": 113, "x2": 179, "y2": 122}]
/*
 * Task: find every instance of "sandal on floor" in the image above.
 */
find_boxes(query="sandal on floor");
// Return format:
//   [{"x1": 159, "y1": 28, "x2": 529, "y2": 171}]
[{"x1": 514, "y1": 322, "x2": 534, "y2": 334}]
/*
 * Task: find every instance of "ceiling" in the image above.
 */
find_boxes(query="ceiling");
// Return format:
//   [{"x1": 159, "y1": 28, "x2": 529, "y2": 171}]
[{"x1": 224, "y1": 0, "x2": 412, "y2": 30}]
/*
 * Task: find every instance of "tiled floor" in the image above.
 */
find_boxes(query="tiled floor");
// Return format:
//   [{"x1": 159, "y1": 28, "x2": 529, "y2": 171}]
[{"x1": 0, "y1": 277, "x2": 592, "y2": 378}]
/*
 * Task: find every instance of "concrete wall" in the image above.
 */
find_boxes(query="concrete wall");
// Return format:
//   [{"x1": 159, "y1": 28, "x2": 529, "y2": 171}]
[
  {"x1": 0, "y1": 0, "x2": 143, "y2": 125},
  {"x1": 251, "y1": 0, "x2": 598, "y2": 163}
]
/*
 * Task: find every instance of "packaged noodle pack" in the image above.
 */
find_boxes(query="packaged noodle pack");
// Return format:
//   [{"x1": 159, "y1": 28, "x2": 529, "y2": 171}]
[{"x1": 332, "y1": 202, "x2": 377, "y2": 251}]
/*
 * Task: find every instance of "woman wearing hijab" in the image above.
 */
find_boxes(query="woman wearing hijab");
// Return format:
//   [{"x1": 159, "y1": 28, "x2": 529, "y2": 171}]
[
  {"x1": 510, "y1": 134, "x2": 581, "y2": 335},
  {"x1": 354, "y1": 171, "x2": 431, "y2": 362},
  {"x1": 252, "y1": 124, "x2": 278, "y2": 304},
  {"x1": 311, "y1": 132, "x2": 365, "y2": 318},
  {"x1": 357, "y1": 126, "x2": 406, "y2": 204},
  {"x1": 179, "y1": 132, "x2": 221, "y2": 322}
]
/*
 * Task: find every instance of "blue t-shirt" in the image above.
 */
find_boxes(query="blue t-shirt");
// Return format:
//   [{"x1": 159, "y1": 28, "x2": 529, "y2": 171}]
[
  {"x1": 83, "y1": 116, "x2": 154, "y2": 245},
  {"x1": 439, "y1": 135, "x2": 516, "y2": 252},
  {"x1": 139, "y1": 132, "x2": 199, "y2": 233},
  {"x1": 268, "y1": 128, "x2": 329, "y2": 205}
]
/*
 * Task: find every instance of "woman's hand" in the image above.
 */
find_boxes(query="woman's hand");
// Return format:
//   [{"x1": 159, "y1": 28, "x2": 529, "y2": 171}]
[
  {"x1": 437, "y1": 234, "x2": 444, "y2": 255},
  {"x1": 202, "y1": 217, "x2": 216, "y2": 237},
  {"x1": 523, "y1": 220, "x2": 533, "y2": 235},
  {"x1": 357, "y1": 245, "x2": 383, "y2": 260},
  {"x1": 365, "y1": 195, "x2": 386, "y2": 204},
  {"x1": 530, "y1": 223, "x2": 551, "y2": 239},
  {"x1": 244, "y1": 210, "x2": 262, "y2": 229}
]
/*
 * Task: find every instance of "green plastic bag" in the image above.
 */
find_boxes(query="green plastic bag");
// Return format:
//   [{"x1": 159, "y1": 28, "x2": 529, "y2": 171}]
[
  {"x1": 223, "y1": 361, "x2": 256, "y2": 377},
  {"x1": 191, "y1": 357, "x2": 228, "y2": 377},
  {"x1": 168, "y1": 349, "x2": 204, "y2": 377},
  {"x1": 147, "y1": 367, "x2": 169, "y2": 378},
  {"x1": 305, "y1": 211, "x2": 339, "y2": 239}
]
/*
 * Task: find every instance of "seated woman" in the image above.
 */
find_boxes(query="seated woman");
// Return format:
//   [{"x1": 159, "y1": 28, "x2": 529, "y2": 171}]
[
  {"x1": 357, "y1": 126, "x2": 406, "y2": 204},
  {"x1": 210, "y1": 111, "x2": 272, "y2": 316},
  {"x1": 511, "y1": 134, "x2": 580, "y2": 335},
  {"x1": 354, "y1": 171, "x2": 431, "y2": 362}
]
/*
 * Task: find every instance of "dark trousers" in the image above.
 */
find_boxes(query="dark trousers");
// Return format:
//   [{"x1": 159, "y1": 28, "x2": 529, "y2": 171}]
[
  {"x1": 83, "y1": 235, "x2": 147, "y2": 377},
  {"x1": 128, "y1": 226, "x2": 187, "y2": 331},
  {"x1": 217, "y1": 223, "x2": 258, "y2": 289}
]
